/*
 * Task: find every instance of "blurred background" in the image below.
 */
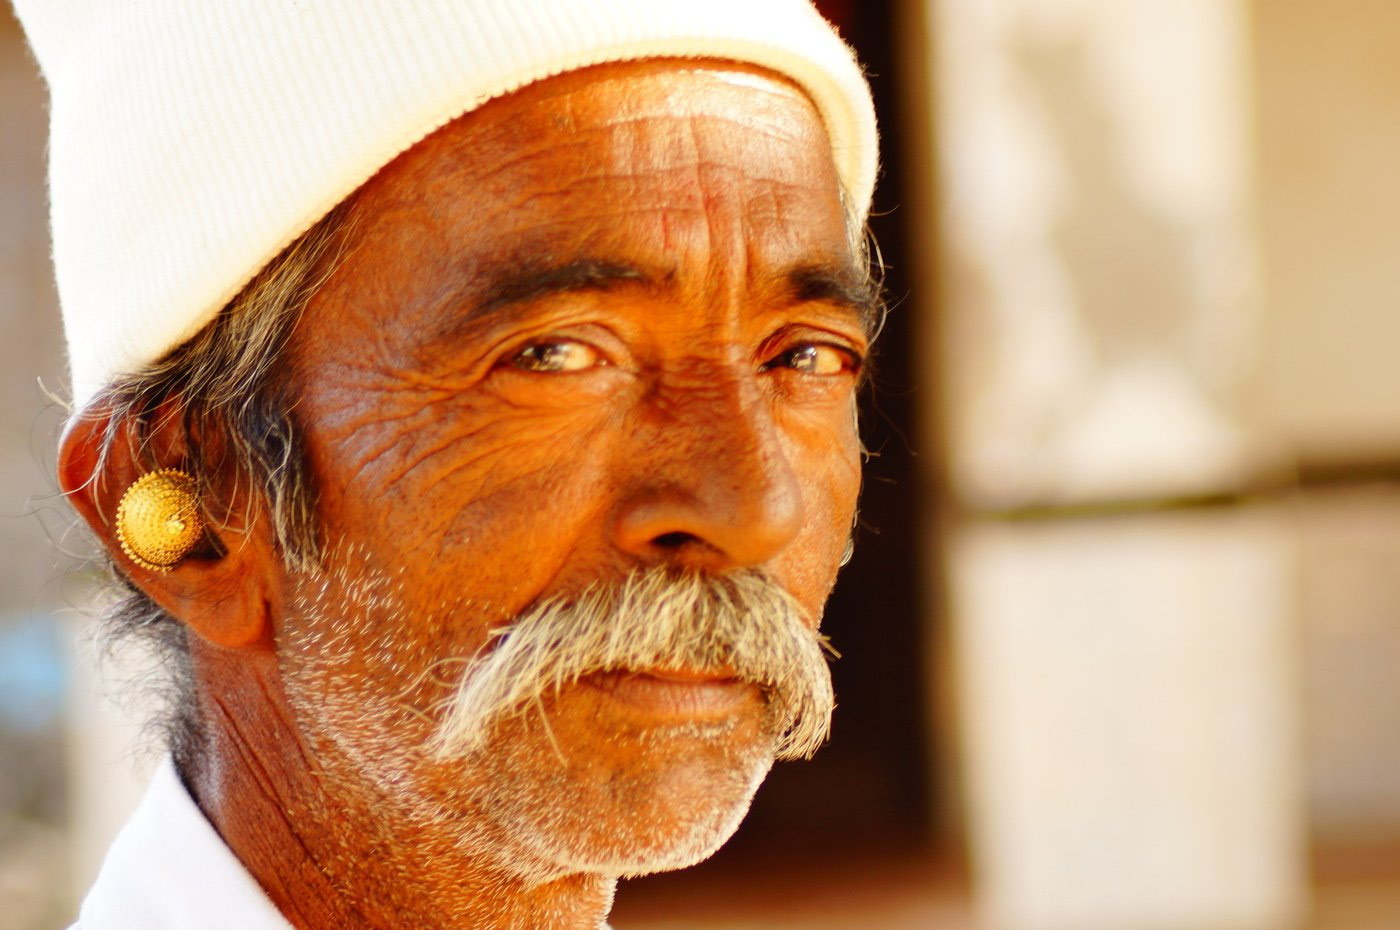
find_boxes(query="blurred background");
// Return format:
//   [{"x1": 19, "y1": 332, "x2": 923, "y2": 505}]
[{"x1": 3, "y1": 1, "x2": 1400, "y2": 928}]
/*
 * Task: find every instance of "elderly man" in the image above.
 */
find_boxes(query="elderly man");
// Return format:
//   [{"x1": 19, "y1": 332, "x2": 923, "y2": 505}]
[{"x1": 16, "y1": 0, "x2": 879, "y2": 927}]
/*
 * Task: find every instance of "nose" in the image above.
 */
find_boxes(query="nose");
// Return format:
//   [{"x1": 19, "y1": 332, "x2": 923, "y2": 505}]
[{"x1": 612, "y1": 378, "x2": 804, "y2": 572}]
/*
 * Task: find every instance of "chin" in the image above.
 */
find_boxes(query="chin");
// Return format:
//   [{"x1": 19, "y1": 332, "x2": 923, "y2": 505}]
[{"x1": 472, "y1": 702, "x2": 779, "y2": 883}]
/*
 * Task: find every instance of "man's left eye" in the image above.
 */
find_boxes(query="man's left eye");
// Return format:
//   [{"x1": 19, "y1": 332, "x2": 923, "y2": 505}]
[
  {"x1": 766, "y1": 344, "x2": 857, "y2": 376},
  {"x1": 509, "y1": 340, "x2": 604, "y2": 373}
]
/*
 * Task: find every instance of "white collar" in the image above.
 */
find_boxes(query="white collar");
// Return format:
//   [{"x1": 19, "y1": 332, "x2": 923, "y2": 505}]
[{"x1": 75, "y1": 757, "x2": 292, "y2": 930}]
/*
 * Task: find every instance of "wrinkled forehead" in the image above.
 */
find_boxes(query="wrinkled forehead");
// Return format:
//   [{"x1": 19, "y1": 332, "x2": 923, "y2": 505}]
[{"x1": 344, "y1": 59, "x2": 851, "y2": 271}]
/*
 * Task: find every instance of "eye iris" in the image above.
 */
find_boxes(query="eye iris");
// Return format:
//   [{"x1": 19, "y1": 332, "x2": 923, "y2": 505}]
[
  {"x1": 790, "y1": 346, "x2": 821, "y2": 371},
  {"x1": 516, "y1": 342, "x2": 582, "y2": 372},
  {"x1": 786, "y1": 344, "x2": 849, "y2": 375}
]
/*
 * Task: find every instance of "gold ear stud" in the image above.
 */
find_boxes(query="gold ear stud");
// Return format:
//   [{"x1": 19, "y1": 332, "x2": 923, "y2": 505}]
[{"x1": 115, "y1": 469, "x2": 205, "y2": 572}]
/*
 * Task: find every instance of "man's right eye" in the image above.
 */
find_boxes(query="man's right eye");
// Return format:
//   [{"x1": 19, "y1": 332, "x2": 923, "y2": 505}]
[{"x1": 509, "y1": 340, "x2": 605, "y2": 373}]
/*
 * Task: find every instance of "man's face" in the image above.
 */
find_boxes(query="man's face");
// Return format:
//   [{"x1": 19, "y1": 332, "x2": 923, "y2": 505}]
[{"x1": 272, "y1": 60, "x2": 869, "y2": 885}]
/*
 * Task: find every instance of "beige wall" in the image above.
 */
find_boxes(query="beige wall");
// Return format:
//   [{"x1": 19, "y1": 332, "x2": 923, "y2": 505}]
[
  {"x1": 926, "y1": 2, "x2": 1309, "y2": 927},
  {"x1": 1253, "y1": 0, "x2": 1400, "y2": 459},
  {"x1": 931, "y1": 0, "x2": 1265, "y2": 513},
  {"x1": 1252, "y1": 4, "x2": 1400, "y2": 845},
  {"x1": 0, "y1": 0, "x2": 66, "y2": 593},
  {"x1": 925, "y1": 0, "x2": 1400, "y2": 927}
]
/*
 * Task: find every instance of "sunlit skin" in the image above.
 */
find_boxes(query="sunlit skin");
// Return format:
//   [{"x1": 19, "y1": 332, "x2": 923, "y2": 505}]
[{"x1": 60, "y1": 60, "x2": 871, "y2": 930}]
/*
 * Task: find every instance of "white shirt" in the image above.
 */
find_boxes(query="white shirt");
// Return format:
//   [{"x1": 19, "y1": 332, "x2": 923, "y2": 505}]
[
  {"x1": 73, "y1": 757, "x2": 292, "y2": 929},
  {"x1": 74, "y1": 758, "x2": 616, "y2": 929}
]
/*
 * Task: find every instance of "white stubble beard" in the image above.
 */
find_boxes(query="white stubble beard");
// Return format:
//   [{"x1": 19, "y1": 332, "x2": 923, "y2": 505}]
[{"x1": 278, "y1": 547, "x2": 834, "y2": 889}]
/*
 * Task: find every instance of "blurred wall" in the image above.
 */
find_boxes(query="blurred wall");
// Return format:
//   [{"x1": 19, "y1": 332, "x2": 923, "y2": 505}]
[
  {"x1": 1254, "y1": 0, "x2": 1400, "y2": 459},
  {"x1": 0, "y1": 8, "x2": 73, "y2": 929},
  {"x1": 919, "y1": 0, "x2": 1400, "y2": 928},
  {"x1": 924, "y1": 2, "x2": 1306, "y2": 928},
  {"x1": 1253, "y1": 0, "x2": 1400, "y2": 849}
]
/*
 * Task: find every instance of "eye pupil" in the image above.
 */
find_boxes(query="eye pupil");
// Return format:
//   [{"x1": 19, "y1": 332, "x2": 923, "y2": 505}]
[
  {"x1": 789, "y1": 346, "x2": 820, "y2": 371},
  {"x1": 515, "y1": 342, "x2": 574, "y2": 372},
  {"x1": 773, "y1": 343, "x2": 852, "y2": 376},
  {"x1": 533, "y1": 344, "x2": 564, "y2": 369}
]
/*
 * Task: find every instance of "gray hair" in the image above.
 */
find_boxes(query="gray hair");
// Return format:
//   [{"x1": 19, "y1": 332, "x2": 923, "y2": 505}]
[
  {"x1": 86, "y1": 206, "x2": 349, "y2": 765},
  {"x1": 434, "y1": 567, "x2": 834, "y2": 763}
]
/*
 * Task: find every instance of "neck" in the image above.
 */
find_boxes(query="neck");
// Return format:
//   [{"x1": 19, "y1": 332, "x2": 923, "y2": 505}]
[{"x1": 182, "y1": 642, "x2": 616, "y2": 930}]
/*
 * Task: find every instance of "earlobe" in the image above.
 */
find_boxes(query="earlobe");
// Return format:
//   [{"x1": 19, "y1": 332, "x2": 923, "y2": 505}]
[{"x1": 57, "y1": 405, "x2": 276, "y2": 650}]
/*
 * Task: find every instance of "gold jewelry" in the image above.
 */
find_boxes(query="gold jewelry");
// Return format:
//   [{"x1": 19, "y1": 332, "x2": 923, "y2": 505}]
[{"x1": 115, "y1": 469, "x2": 205, "y2": 572}]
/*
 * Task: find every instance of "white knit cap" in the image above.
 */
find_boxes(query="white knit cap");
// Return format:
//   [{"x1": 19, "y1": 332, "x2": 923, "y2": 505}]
[{"x1": 14, "y1": 1, "x2": 877, "y2": 412}]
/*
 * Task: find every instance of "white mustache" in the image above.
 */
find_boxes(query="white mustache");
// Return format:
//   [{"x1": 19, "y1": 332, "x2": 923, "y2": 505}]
[{"x1": 431, "y1": 568, "x2": 836, "y2": 761}]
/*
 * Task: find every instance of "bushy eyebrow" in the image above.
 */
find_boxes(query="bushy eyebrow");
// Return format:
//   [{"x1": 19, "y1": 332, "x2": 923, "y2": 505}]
[
  {"x1": 784, "y1": 263, "x2": 882, "y2": 337},
  {"x1": 477, "y1": 258, "x2": 651, "y2": 315},
  {"x1": 420, "y1": 257, "x2": 654, "y2": 347},
  {"x1": 426, "y1": 254, "x2": 878, "y2": 343}
]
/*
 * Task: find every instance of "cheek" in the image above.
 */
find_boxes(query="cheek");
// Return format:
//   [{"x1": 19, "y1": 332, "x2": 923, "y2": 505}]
[
  {"x1": 304, "y1": 381, "x2": 622, "y2": 606},
  {"x1": 778, "y1": 406, "x2": 863, "y2": 611},
  {"x1": 276, "y1": 559, "x2": 454, "y2": 769}
]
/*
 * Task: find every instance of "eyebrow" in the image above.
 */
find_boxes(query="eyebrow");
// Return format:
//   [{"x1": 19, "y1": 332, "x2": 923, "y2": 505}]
[
  {"x1": 476, "y1": 259, "x2": 652, "y2": 315},
  {"x1": 784, "y1": 263, "x2": 883, "y2": 337},
  {"x1": 442, "y1": 254, "x2": 879, "y2": 337}
]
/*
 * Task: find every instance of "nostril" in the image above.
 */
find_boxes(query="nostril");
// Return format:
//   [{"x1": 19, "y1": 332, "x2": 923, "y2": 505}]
[{"x1": 652, "y1": 531, "x2": 698, "y2": 550}]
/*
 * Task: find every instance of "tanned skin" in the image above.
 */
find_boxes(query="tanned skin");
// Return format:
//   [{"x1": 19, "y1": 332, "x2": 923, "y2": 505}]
[{"x1": 60, "y1": 60, "x2": 870, "y2": 930}]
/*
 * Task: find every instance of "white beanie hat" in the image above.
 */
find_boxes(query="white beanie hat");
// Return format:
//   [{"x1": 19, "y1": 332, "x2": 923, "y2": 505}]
[{"x1": 13, "y1": 0, "x2": 878, "y2": 412}]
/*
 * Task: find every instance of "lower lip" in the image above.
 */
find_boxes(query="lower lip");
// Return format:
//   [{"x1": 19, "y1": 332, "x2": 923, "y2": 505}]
[{"x1": 583, "y1": 670, "x2": 757, "y2": 718}]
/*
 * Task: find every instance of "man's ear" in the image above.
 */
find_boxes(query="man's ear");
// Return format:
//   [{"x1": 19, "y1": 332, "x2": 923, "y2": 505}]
[{"x1": 58, "y1": 403, "x2": 278, "y2": 650}]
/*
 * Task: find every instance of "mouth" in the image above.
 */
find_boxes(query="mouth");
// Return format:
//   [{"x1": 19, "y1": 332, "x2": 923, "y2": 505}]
[{"x1": 581, "y1": 667, "x2": 759, "y2": 719}]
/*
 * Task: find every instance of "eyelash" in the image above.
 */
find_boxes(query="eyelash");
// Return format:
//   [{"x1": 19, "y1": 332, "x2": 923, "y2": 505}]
[
  {"x1": 507, "y1": 340, "x2": 607, "y2": 373},
  {"x1": 762, "y1": 342, "x2": 863, "y2": 377},
  {"x1": 499, "y1": 335, "x2": 863, "y2": 378}
]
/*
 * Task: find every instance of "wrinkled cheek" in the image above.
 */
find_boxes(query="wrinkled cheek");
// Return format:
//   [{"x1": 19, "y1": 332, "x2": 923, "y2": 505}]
[
  {"x1": 783, "y1": 433, "x2": 862, "y2": 607},
  {"x1": 830, "y1": 413, "x2": 864, "y2": 530},
  {"x1": 409, "y1": 452, "x2": 617, "y2": 607}
]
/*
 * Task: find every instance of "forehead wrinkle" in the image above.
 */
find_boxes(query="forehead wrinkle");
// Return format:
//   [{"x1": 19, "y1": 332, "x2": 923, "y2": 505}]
[
  {"x1": 467, "y1": 135, "x2": 605, "y2": 189},
  {"x1": 341, "y1": 64, "x2": 850, "y2": 356},
  {"x1": 494, "y1": 168, "x2": 699, "y2": 216},
  {"x1": 449, "y1": 81, "x2": 834, "y2": 248},
  {"x1": 688, "y1": 113, "x2": 820, "y2": 316},
  {"x1": 478, "y1": 163, "x2": 831, "y2": 269},
  {"x1": 598, "y1": 112, "x2": 817, "y2": 192},
  {"x1": 566, "y1": 68, "x2": 822, "y2": 146},
  {"x1": 588, "y1": 110, "x2": 814, "y2": 152},
  {"x1": 463, "y1": 104, "x2": 815, "y2": 207},
  {"x1": 486, "y1": 166, "x2": 833, "y2": 267},
  {"x1": 743, "y1": 173, "x2": 856, "y2": 295}
]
